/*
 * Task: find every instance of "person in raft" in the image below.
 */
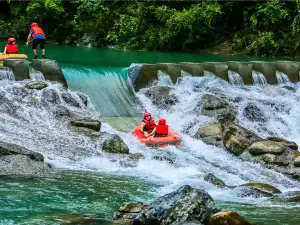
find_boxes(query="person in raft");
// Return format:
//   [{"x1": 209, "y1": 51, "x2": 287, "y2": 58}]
[
  {"x1": 26, "y1": 22, "x2": 46, "y2": 59},
  {"x1": 0, "y1": 38, "x2": 18, "y2": 55},
  {"x1": 140, "y1": 112, "x2": 169, "y2": 138}
]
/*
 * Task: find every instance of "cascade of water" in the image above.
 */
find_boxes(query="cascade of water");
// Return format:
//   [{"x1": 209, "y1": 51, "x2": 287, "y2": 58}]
[
  {"x1": 0, "y1": 68, "x2": 15, "y2": 80},
  {"x1": 29, "y1": 69, "x2": 45, "y2": 81},
  {"x1": 157, "y1": 70, "x2": 173, "y2": 86},
  {"x1": 276, "y1": 71, "x2": 293, "y2": 86},
  {"x1": 228, "y1": 70, "x2": 244, "y2": 85},
  {"x1": 252, "y1": 70, "x2": 268, "y2": 85}
]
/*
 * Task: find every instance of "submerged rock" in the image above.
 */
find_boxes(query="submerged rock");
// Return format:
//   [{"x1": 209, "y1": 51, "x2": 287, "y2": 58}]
[
  {"x1": 42, "y1": 89, "x2": 61, "y2": 104},
  {"x1": 204, "y1": 173, "x2": 226, "y2": 188},
  {"x1": 199, "y1": 94, "x2": 237, "y2": 123},
  {"x1": 76, "y1": 92, "x2": 88, "y2": 106},
  {"x1": 207, "y1": 210, "x2": 251, "y2": 225},
  {"x1": 145, "y1": 86, "x2": 178, "y2": 108},
  {"x1": 133, "y1": 185, "x2": 215, "y2": 225},
  {"x1": 113, "y1": 202, "x2": 148, "y2": 224},
  {"x1": 52, "y1": 105, "x2": 71, "y2": 118},
  {"x1": 99, "y1": 132, "x2": 129, "y2": 154},
  {"x1": 237, "y1": 183, "x2": 281, "y2": 198},
  {"x1": 0, "y1": 155, "x2": 52, "y2": 177},
  {"x1": 196, "y1": 121, "x2": 224, "y2": 147},
  {"x1": 25, "y1": 81, "x2": 48, "y2": 90},
  {"x1": 62, "y1": 92, "x2": 80, "y2": 108},
  {"x1": 223, "y1": 123, "x2": 261, "y2": 156},
  {"x1": 248, "y1": 141, "x2": 285, "y2": 155},
  {"x1": 70, "y1": 119, "x2": 101, "y2": 132},
  {"x1": 267, "y1": 137, "x2": 298, "y2": 151}
]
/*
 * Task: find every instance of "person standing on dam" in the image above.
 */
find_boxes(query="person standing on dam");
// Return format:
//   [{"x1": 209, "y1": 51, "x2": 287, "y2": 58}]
[{"x1": 26, "y1": 22, "x2": 46, "y2": 59}]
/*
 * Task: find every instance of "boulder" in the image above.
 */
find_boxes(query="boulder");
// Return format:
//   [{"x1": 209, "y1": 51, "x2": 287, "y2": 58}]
[
  {"x1": 0, "y1": 141, "x2": 44, "y2": 162},
  {"x1": 133, "y1": 185, "x2": 215, "y2": 225},
  {"x1": 199, "y1": 94, "x2": 237, "y2": 123},
  {"x1": 99, "y1": 132, "x2": 129, "y2": 154},
  {"x1": 294, "y1": 156, "x2": 300, "y2": 167},
  {"x1": 113, "y1": 202, "x2": 148, "y2": 224},
  {"x1": 52, "y1": 105, "x2": 71, "y2": 118},
  {"x1": 267, "y1": 137, "x2": 298, "y2": 151},
  {"x1": 243, "y1": 103, "x2": 267, "y2": 122},
  {"x1": 262, "y1": 154, "x2": 276, "y2": 164},
  {"x1": 272, "y1": 191, "x2": 300, "y2": 203},
  {"x1": 42, "y1": 89, "x2": 61, "y2": 105},
  {"x1": 204, "y1": 173, "x2": 226, "y2": 188},
  {"x1": 70, "y1": 119, "x2": 101, "y2": 132},
  {"x1": 61, "y1": 93, "x2": 80, "y2": 108},
  {"x1": 0, "y1": 155, "x2": 52, "y2": 177},
  {"x1": 223, "y1": 123, "x2": 261, "y2": 156},
  {"x1": 145, "y1": 86, "x2": 178, "y2": 108},
  {"x1": 207, "y1": 210, "x2": 251, "y2": 225},
  {"x1": 248, "y1": 141, "x2": 285, "y2": 155},
  {"x1": 195, "y1": 121, "x2": 224, "y2": 147},
  {"x1": 77, "y1": 92, "x2": 88, "y2": 106},
  {"x1": 25, "y1": 81, "x2": 48, "y2": 90},
  {"x1": 237, "y1": 183, "x2": 281, "y2": 198}
]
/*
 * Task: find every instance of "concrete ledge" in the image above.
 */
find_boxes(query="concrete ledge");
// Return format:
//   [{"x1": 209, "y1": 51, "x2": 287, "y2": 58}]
[
  {"x1": 157, "y1": 63, "x2": 181, "y2": 83},
  {"x1": 180, "y1": 62, "x2": 204, "y2": 76},
  {"x1": 133, "y1": 64, "x2": 157, "y2": 91},
  {"x1": 3, "y1": 59, "x2": 29, "y2": 80},
  {"x1": 31, "y1": 59, "x2": 67, "y2": 87},
  {"x1": 251, "y1": 61, "x2": 277, "y2": 84},
  {"x1": 227, "y1": 61, "x2": 253, "y2": 84},
  {"x1": 274, "y1": 61, "x2": 300, "y2": 83},
  {"x1": 200, "y1": 62, "x2": 229, "y2": 81}
]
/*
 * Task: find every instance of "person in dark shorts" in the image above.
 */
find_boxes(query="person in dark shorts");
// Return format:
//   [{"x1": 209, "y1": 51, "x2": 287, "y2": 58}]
[{"x1": 26, "y1": 23, "x2": 46, "y2": 59}]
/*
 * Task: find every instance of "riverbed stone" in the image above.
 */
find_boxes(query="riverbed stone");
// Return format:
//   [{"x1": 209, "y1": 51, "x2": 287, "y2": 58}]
[
  {"x1": 237, "y1": 183, "x2": 281, "y2": 198},
  {"x1": 25, "y1": 81, "x2": 48, "y2": 90},
  {"x1": 199, "y1": 94, "x2": 237, "y2": 123},
  {"x1": 113, "y1": 202, "x2": 148, "y2": 224},
  {"x1": 133, "y1": 185, "x2": 215, "y2": 225},
  {"x1": 145, "y1": 86, "x2": 178, "y2": 108},
  {"x1": 223, "y1": 123, "x2": 261, "y2": 156},
  {"x1": 204, "y1": 173, "x2": 226, "y2": 188},
  {"x1": 248, "y1": 141, "x2": 285, "y2": 155},
  {"x1": 195, "y1": 121, "x2": 224, "y2": 147},
  {"x1": 267, "y1": 137, "x2": 298, "y2": 151},
  {"x1": 207, "y1": 210, "x2": 251, "y2": 225},
  {"x1": 70, "y1": 119, "x2": 101, "y2": 132},
  {"x1": 99, "y1": 132, "x2": 129, "y2": 154}
]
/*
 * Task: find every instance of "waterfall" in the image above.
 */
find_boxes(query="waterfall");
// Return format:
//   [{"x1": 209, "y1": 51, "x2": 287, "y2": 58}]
[
  {"x1": 252, "y1": 71, "x2": 267, "y2": 85},
  {"x1": 157, "y1": 70, "x2": 173, "y2": 86},
  {"x1": 276, "y1": 71, "x2": 293, "y2": 86},
  {"x1": 29, "y1": 69, "x2": 45, "y2": 81},
  {"x1": 0, "y1": 67, "x2": 15, "y2": 80},
  {"x1": 228, "y1": 70, "x2": 244, "y2": 85}
]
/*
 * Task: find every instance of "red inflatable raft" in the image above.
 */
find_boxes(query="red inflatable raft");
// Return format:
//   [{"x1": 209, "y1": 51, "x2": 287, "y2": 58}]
[{"x1": 132, "y1": 123, "x2": 182, "y2": 147}]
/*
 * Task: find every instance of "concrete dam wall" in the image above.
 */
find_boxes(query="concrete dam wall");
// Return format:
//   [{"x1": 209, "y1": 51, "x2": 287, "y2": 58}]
[{"x1": 130, "y1": 61, "x2": 300, "y2": 91}]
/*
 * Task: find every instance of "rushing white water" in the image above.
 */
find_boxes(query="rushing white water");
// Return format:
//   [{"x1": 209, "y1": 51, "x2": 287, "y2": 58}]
[
  {"x1": 1, "y1": 73, "x2": 300, "y2": 208},
  {"x1": 252, "y1": 70, "x2": 268, "y2": 85},
  {"x1": 0, "y1": 68, "x2": 14, "y2": 80},
  {"x1": 29, "y1": 69, "x2": 45, "y2": 81},
  {"x1": 228, "y1": 70, "x2": 244, "y2": 85}
]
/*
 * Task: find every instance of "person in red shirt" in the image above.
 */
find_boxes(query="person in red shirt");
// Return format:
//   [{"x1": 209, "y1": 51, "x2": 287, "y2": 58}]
[
  {"x1": 0, "y1": 38, "x2": 18, "y2": 55},
  {"x1": 155, "y1": 118, "x2": 169, "y2": 137},
  {"x1": 26, "y1": 22, "x2": 46, "y2": 59},
  {"x1": 140, "y1": 112, "x2": 156, "y2": 137}
]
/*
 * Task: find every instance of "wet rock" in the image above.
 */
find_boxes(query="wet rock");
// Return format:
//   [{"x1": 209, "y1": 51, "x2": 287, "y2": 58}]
[
  {"x1": 282, "y1": 86, "x2": 296, "y2": 92},
  {"x1": 237, "y1": 183, "x2": 281, "y2": 198},
  {"x1": 42, "y1": 89, "x2": 61, "y2": 104},
  {"x1": 223, "y1": 123, "x2": 261, "y2": 156},
  {"x1": 54, "y1": 214, "x2": 94, "y2": 224},
  {"x1": 113, "y1": 202, "x2": 148, "y2": 224},
  {"x1": 243, "y1": 103, "x2": 267, "y2": 122},
  {"x1": 267, "y1": 137, "x2": 298, "y2": 151},
  {"x1": 262, "y1": 154, "x2": 276, "y2": 164},
  {"x1": 11, "y1": 86, "x2": 31, "y2": 99},
  {"x1": 133, "y1": 185, "x2": 215, "y2": 225},
  {"x1": 128, "y1": 153, "x2": 145, "y2": 160},
  {"x1": 99, "y1": 132, "x2": 129, "y2": 154},
  {"x1": 70, "y1": 119, "x2": 101, "y2": 132},
  {"x1": 294, "y1": 156, "x2": 300, "y2": 167},
  {"x1": 77, "y1": 92, "x2": 88, "y2": 106},
  {"x1": 53, "y1": 105, "x2": 71, "y2": 117},
  {"x1": 0, "y1": 141, "x2": 43, "y2": 162},
  {"x1": 199, "y1": 94, "x2": 237, "y2": 123},
  {"x1": 152, "y1": 151, "x2": 176, "y2": 164},
  {"x1": 25, "y1": 81, "x2": 48, "y2": 90},
  {"x1": 204, "y1": 173, "x2": 226, "y2": 188},
  {"x1": 62, "y1": 92, "x2": 80, "y2": 108},
  {"x1": 145, "y1": 86, "x2": 178, "y2": 108},
  {"x1": 195, "y1": 121, "x2": 224, "y2": 147},
  {"x1": 272, "y1": 191, "x2": 300, "y2": 203},
  {"x1": 248, "y1": 141, "x2": 285, "y2": 155},
  {"x1": 207, "y1": 210, "x2": 251, "y2": 225},
  {"x1": 0, "y1": 155, "x2": 52, "y2": 177}
]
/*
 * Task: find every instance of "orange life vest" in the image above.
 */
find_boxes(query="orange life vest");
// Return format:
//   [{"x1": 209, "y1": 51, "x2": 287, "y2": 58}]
[
  {"x1": 143, "y1": 118, "x2": 156, "y2": 133},
  {"x1": 6, "y1": 44, "x2": 18, "y2": 54},
  {"x1": 155, "y1": 125, "x2": 169, "y2": 137},
  {"x1": 31, "y1": 27, "x2": 45, "y2": 38}
]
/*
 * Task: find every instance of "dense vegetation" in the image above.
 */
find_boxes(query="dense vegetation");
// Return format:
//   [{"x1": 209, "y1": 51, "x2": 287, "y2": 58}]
[{"x1": 1, "y1": 0, "x2": 300, "y2": 57}]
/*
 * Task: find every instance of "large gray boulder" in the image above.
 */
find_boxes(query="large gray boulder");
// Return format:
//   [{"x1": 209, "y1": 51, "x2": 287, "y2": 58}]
[
  {"x1": 99, "y1": 132, "x2": 129, "y2": 154},
  {"x1": 223, "y1": 123, "x2": 262, "y2": 156},
  {"x1": 145, "y1": 86, "x2": 178, "y2": 108},
  {"x1": 195, "y1": 121, "x2": 224, "y2": 147},
  {"x1": 267, "y1": 137, "x2": 298, "y2": 151},
  {"x1": 248, "y1": 141, "x2": 285, "y2": 155},
  {"x1": 198, "y1": 95, "x2": 237, "y2": 123},
  {"x1": 133, "y1": 185, "x2": 215, "y2": 225}
]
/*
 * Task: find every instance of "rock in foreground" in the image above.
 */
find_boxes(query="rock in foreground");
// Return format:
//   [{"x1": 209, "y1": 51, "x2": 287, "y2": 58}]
[
  {"x1": 99, "y1": 132, "x2": 129, "y2": 154},
  {"x1": 207, "y1": 210, "x2": 251, "y2": 225},
  {"x1": 113, "y1": 202, "x2": 148, "y2": 224},
  {"x1": 70, "y1": 119, "x2": 101, "y2": 131},
  {"x1": 133, "y1": 185, "x2": 215, "y2": 225},
  {"x1": 25, "y1": 81, "x2": 48, "y2": 90}
]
